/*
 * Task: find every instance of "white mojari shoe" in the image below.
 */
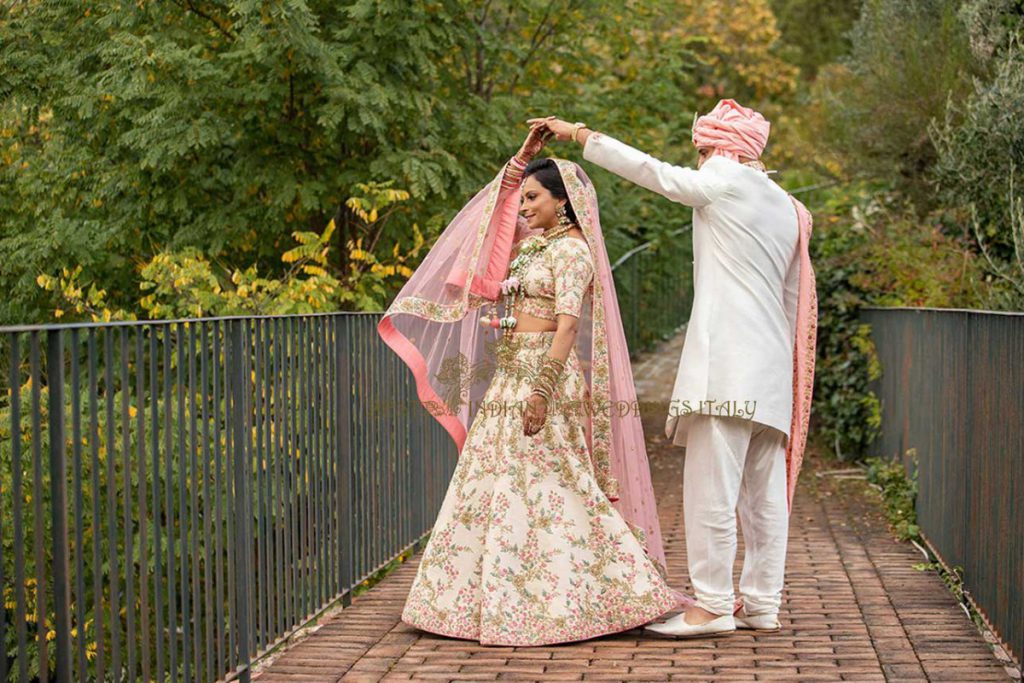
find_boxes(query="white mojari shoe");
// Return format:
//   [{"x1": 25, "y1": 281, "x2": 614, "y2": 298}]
[
  {"x1": 644, "y1": 612, "x2": 736, "y2": 638},
  {"x1": 733, "y1": 608, "x2": 781, "y2": 632}
]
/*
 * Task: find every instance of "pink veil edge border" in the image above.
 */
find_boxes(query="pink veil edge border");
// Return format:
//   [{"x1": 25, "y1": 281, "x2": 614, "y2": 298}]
[{"x1": 786, "y1": 196, "x2": 818, "y2": 513}]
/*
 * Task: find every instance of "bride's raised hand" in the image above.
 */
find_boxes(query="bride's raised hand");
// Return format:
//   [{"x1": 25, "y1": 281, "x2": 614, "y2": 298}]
[{"x1": 517, "y1": 122, "x2": 553, "y2": 162}]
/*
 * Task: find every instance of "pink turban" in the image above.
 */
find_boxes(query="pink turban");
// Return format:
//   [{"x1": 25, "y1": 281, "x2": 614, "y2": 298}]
[{"x1": 691, "y1": 99, "x2": 771, "y2": 162}]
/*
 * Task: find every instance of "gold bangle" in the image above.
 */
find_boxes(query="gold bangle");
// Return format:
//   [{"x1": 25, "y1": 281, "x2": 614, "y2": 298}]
[{"x1": 571, "y1": 122, "x2": 587, "y2": 143}]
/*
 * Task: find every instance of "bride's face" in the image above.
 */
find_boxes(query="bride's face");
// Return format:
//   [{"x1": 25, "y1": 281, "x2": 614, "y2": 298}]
[{"x1": 520, "y1": 175, "x2": 564, "y2": 231}]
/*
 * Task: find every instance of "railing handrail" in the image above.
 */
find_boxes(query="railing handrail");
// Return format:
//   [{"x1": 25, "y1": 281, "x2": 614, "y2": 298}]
[
  {"x1": 861, "y1": 305, "x2": 1024, "y2": 316},
  {"x1": 0, "y1": 310, "x2": 385, "y2": 335}
]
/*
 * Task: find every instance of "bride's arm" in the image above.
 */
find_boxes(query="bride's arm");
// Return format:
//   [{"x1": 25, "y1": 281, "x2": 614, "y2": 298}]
[{"x1": 500, "y1": 125, "x2": 551, "y2": 192}]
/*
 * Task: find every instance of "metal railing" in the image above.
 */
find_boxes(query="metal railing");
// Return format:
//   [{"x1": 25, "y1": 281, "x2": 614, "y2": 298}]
[
  {"x1": 861, "y1": 306, "x2": 1024, "y2": 664},
  {"x1": 0, "y1": 314, "x2": 455, "y2": 682}
]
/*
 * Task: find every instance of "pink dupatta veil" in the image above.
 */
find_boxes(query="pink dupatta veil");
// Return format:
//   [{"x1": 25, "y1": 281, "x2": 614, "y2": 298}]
[{"x1": 378, "y1": 156, "x2": 687, "y2": 601}]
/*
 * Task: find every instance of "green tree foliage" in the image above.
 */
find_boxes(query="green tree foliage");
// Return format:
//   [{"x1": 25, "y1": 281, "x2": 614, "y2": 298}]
[
  {"x1": 808, "y1": 0, "x2": 982, "y2": 206},
  {"x1": 1, "y1": 0, "x2": 811, "y2": 325},
  {"x1": 769, "y1": 0, "x2": 861, "y2": 80},
  {"x1": 0, "y1": 0, "x2": 470, "y2": 323},
  {"x1": 931, "y1": 3, "x2": 1024, "y2": 292}
]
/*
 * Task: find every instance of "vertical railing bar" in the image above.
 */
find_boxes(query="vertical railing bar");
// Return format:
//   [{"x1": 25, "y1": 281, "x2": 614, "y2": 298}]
[
  {"x1": 276, "y1": 318, "x2": 287, "y2": 632},
  {"x1": 231, "y1": 319, "x2": 253, "y2": 681},
  {"x1": 285, "y1": 318, "x2": 296, "y2": 628},
  {"x1": 297, "y1": 317, "x2": 307, "y2": 620},
  {"x1": 401, "y1": 332, "x2": 410, "y2": 550},
  {"x1": 359, "y1": 317, "x2": 368, "y2": 582},
  {"x1": 287, "y1": 317, "x2": 298, "y2": 625},
  {"x1": 301, "y1": 317, "x2": 312, "y2": 619},
  {"x1": 337, "y1": 318, "x2": 353, "y2": 605},
  {"x1": 30, "y1": 332, "x2": 50, "y2": 682},
  {"x1": 358, "y1": 318, "x2": 367, "y2": 582},
  {"x1": 71, "y1": 328, "x2": 87, "y2": 681},
  {"x1": 327, "y1": 316, "x2": 338, "y2": 600},
  {"x1": 225, "y1": 319, "x2": 237, "y2": 671},
  {"x1": 243, "y1": 318, "x2": 255, "y2": 667},
  {"x1": 325, "y1": 317, "x2": 335, "y2": 597},
  {"x1": 107, "y1": 331, "x2": 122, "y2": 680},
  {"x1": 272, "y1": 317, "x2": 286, "y2": 635},
  {"x1": 308, "y1": 317, "x2": 318, "y2": 609},
  {"x1": 303, "y1": 318, "x2": 313, "y2": 611},
  {"x1": 387, "y1": 323, "x2": 396, "y2": 560},
  {"x1": 87, "y1": 330, "x2": 106, "y2": 682},
  {"x1": 213, "y1": 320, "x2": 225, "y2": 676},
  {"x1": 143, "y1": 326, "x2": 157, "y2": 683},
  {"x1": 255, "y1": 318, "x2": 268, "y2": 649},
  {"x1": 146, "y1": 326, "x2": 160, "y2": 683},
  {"x1": 176, "y1": 321, "x2": 192, "y2": 682},
  {"x1": 201, "y1": 321, "x2": 215, "y2": 683},
  {"x1": 188, "y1": 322, "x2": 203, "y2": 682},
  {"x1": 351, "y1": 320, "x2": 361, "y2": 585},
  {"x1": 1, "y1": 335, "x2": 10, "y2": 681},
  {"x1": 264, "y1": 318, "x2": 276, "y2": 638},
  {"x1": 10, "y1": 331, "x2": 27, "y2": 683},
  {"x1": 373, "y1": 318, "x2": 383, "y2": 571},
  {"x1": 316, "y1": 317, "x2": 327, "y2": 608},
  {"x1": 47, "y1": 328, "x2": 73, "y2": 683},
  {"x1": 162, "y1": 324, "x2": 177, "y2": 680},
  {"x1": 119, "y1": 329, "x2": 136, "y2": 681}
]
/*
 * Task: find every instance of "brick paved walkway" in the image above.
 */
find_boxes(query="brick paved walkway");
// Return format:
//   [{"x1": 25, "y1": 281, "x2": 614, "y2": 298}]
[{"x1": 253, "y1": 329, "x2": 1014, "y2": 682}]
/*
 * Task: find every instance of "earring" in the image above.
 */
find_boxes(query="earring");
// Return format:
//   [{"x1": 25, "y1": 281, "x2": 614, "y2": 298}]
[{"x1": 555, "y1": 203, "x2": 572, "y2": 228}]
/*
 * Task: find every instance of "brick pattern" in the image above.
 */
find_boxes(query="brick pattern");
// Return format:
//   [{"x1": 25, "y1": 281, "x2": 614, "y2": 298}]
[{"x1": 253, "y1": 330, "x2": 1012, "y2": 682}]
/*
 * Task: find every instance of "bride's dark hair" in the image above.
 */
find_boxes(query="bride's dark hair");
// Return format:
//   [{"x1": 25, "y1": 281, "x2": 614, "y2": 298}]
[{"x1": 523, "y1": 158, "x2": 579, "y2": 224}]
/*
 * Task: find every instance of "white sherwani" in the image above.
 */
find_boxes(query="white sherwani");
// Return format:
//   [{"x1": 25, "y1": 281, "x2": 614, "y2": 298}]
[{"x1": 583, "y1": 132, "x2": 800, "y2": 446}]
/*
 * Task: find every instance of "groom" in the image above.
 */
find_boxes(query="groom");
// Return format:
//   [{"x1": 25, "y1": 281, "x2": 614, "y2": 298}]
[{"x1": 533, "y1": 100, "x2": 815, "y2": 638}]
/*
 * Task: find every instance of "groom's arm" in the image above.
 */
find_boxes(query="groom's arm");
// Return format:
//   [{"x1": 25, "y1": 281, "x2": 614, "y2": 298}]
[{"x1": 581, "y1": 132, "x2": 726, "y2": 208}]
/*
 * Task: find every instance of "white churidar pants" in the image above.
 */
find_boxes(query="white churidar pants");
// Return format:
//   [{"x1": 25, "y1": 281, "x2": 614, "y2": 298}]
[{"x1": 683, "y1": 414, "x2": 789, "y2": 616}]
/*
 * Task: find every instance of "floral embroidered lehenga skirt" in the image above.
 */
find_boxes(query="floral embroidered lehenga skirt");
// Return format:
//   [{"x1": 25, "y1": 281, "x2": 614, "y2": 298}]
[{"x1": 401, "y1": 330, "x2": 679, "y2": 646}]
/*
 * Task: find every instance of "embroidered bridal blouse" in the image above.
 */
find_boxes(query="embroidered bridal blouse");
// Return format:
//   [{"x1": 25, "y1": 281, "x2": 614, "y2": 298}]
[{"x1": 514, "y1": 236, "x2": 594, "y2": 321}]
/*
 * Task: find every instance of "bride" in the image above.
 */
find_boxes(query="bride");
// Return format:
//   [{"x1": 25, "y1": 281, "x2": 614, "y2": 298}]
[{"x1": 377, "y1": 125, "x2": 688, "y2": 646}]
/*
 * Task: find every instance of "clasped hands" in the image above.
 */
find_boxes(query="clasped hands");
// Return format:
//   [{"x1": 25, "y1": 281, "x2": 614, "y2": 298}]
[
  {"x1": 526, "y1": 116, "x2": 585, "y2": 142},
  {"x1": 518, "y1": 117, "x2": 588, "y2": 162}
]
